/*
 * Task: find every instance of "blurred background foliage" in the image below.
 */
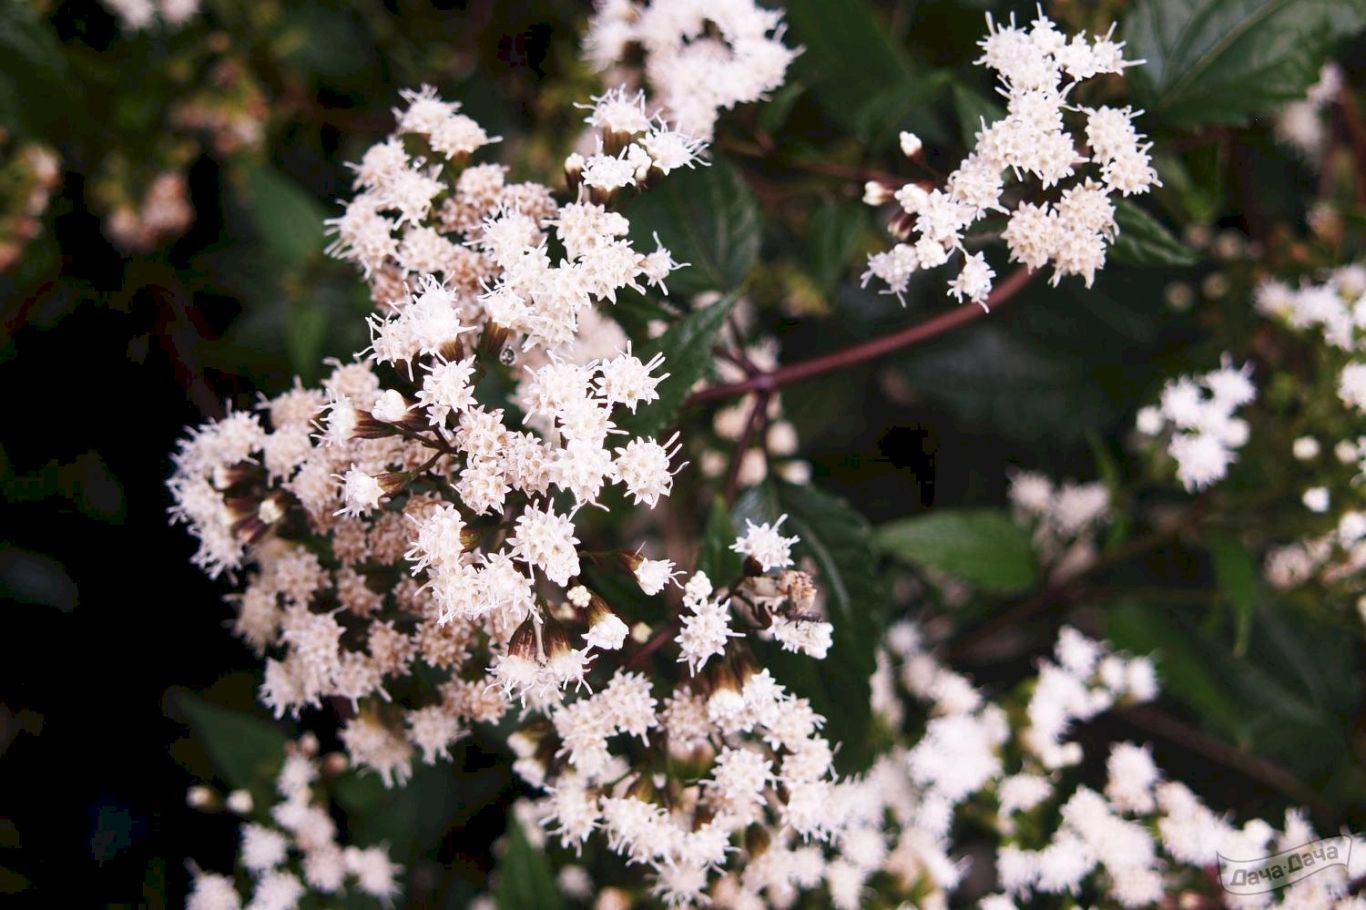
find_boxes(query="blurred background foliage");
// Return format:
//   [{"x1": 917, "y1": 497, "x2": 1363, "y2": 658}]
[{"x1": 2, "y1": 0, "x2": 1365, "y2": 904}]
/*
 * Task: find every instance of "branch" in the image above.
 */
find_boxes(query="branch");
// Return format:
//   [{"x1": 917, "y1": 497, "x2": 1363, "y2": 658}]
[
  {"x1": 688, "y1": 266, "x2": 1036, "y2": 404},
  {"x1": 723, "y1": 391, "x2": 770, "y2": 506},
  {"x1": 1335, "y1": 85, "x2": 1366, "y2": 207}
]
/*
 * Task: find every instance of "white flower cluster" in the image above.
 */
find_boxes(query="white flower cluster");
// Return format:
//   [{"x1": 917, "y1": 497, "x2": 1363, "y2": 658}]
[
  {"x1": 1135, "y1": 355, "x2": 1256, "y2": 492},
  {"x1": 1276, "y1": 64, "x2": 1344, "y2": 161},
  {"x1": 864, "y1": 10, "x2": 1159, "y2": 308},
  {"x1": 878, "y1": 624, "x2": 1366, "y2": 909},
  {"x1": 1007, "y1": 469, "x2": 1109, "y2": 578},
  {"x1": 1258, "y1": 266, "x2": 1366, "y2": 416},
  {"x1": 187, "y1": 736, "x2": 401, "y2": 910},
  {"x1": 584, "y1": 0, "x2": 798, "y2": 140},
  {"x1": 495, "y1": 518, "x2": 846, "y2": 907},
  {"x1": 328, "y1": 86, "x2": 702, "y2": 333},
  {"x1": 1254, "y1": 267, "x2": 1366, "y2": 606},
  {"x1": 169, "y1": 89, "x2": 697, "y2": 784},
  {"x1": 101, "y1": 0, "x2": 198, "y2": 30},
  {"x1": 105, "y1": 170, "x2": 194, "y2": 253}
]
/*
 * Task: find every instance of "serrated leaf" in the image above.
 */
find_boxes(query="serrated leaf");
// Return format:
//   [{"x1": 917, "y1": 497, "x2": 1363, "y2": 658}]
[
  {"x1": 1125, "y1": 0, "x2": 1366, "y2": 130},
  {"x1": 734, "y1": 481, "x2": 890, "y2": 773},
  {"x1": 698, "y1": 495, "x2": 743, "y2": 583},
  {"x1": 624, "y1": 163, "x2": 758, "y2": 297},
  {"x1": 1111, "y1": 201, "x2": 1198, "y2": 268},
  {"x1": 493, "y1": 821, "x2": 565, "y2": 910},
  {"x1": 876, "y1": 509, "x2": 1038, "y2": 594},
  {"x1": 166, "y1": 690, "x2": 287, "y2": 792},
  {"x1": 615, "y1": 295, "x2": 736, "y2": 437},
  {"x1": 244, "y1": 166, "x2": 327, "y2": 265}
]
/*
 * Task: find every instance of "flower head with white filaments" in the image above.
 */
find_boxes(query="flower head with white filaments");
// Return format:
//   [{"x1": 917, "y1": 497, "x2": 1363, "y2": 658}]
[{"x1": 863, "y1": 8, "x2": 1159, "y2": 309}]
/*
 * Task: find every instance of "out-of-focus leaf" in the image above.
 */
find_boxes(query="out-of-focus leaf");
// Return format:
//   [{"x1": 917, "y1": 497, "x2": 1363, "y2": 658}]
[
  {"x1": 336, "y1": 758, "x2": 500, "y2": 868},
  {"x1": 0, "y1": 547, "x2": 78, "y2": 612},
  {"x1": 1111, "y1": 201, "x2": 1199, "y2": 268},
  {"x1": 0, "y1": 4, "x2": 70, "y2": 137},
  {"x1": 616, "y1": 294, "x2": 736, "y2": 438},
  {"x1": 1125, "y1": 0, "x2": 1366, "y2": 130},
  {"x1": 493, "y1": 820, "x2": 565, "y2": 910},
  {"x1": 876, "y1": 509, "x2": 1038, "y2": 594},
  {"x1": 950, "y1": 83, "x2": 1004, "y2": 150},
  {"x1": 1107, "y1": 600, "x2": 1250, "y2": 743},
  {"x1": 734, "y1": 480, "x2": 890, "y2": 773},
  {"x1": 286, "y1": 295, "x2": 330, "y2": 382},
  {"x1": 698, "y1": 495, "x2": 743, "y2": 583},
  {"x1": 166, "y1": 691, "x2": 287, "y2": 792},
  {"x1": 785, "y1": 0, "x2": 909, "y2": 130},
  {"x1": 805, "y1": 201, "x2": 869, "y2": 292},
  {"x1": 1107, "y1": 600, "x2": 1357, "y2": 779},
  {"x1": 1208, "y1": 532, "x2": 1257, "y2": 656},
  {"x1": 623, "y1": 163, "x2": 758, "y2": 297},
  {"x1": 244, "y1": 166, "x2": 327, "y2": 265}
]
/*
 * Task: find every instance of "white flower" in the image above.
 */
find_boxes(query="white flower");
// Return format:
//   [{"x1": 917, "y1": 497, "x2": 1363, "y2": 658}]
[
  {"x1": 509, "y1": 503, "x2": 581, "y2": 586},
  {"x1": 732, "y1": 515, "x2": 799, "y2": 571},
  {"x1": 337, "y1": 468, "x2": 384, "y2": 516},
  {"x1": 1302, "y1": 486, "x2": 1331, "y2": 513},
  {"x1": 634, "y1": 557, "x2": 679, "y2": 595}
]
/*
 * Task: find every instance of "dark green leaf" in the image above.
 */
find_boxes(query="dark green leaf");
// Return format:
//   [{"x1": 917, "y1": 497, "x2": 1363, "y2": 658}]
[
  {"x1": 1207, "y1": 532, "x2": 1257, "y2": 656},
  {"x1": 951, "y1": 83, "x2": 1005, "y2": 150},
  {"x1": 1111, "y1": 201, "x2": 1199, "y2": 268},
  {"x1": 244, "y1": 166, "x2": 327, "y2": 265},
  {"x1": 1106, "y1": 600, "x2": 1357, "y2": 779},
  {"x1": 624, "y1": 163, "x2": 758, "y2": 297},
  {"x1": 166, "y1": 690, "x2": 287, "y2": 792},
  {"x1": 734, "y1": 481, "x2": 890, "y2": 772},
  {"x1": 493, "y1": 820, "x2": 565, "y2": 910},
  {"x1": 286, "y1": 296, "x2": 329, "y2": 380},
  {"x1": 785, "y1": 0, "x2": 911, "y2": 133},
  {"x1": 698, "y1": 495, "x2": 743, "y2": 583},
  {"x1": 1106, "y1": 600, "x2": 1250, "y2": 743},
  {"x1": 1125, "y1": 0, "x2": 1366, "y2": 129},
  {"x1": 335, "y1": 757, "x2": 500, "y2": 866},
  {"x1": 876, "y1": 509, "x2": 1038, "y2": 594},
  {"x1": 805, "y1": 201, "x2": 870, "y2": 292},
  {"x1": 615, "y1": 294, "x2": 736, "y2": 438}
]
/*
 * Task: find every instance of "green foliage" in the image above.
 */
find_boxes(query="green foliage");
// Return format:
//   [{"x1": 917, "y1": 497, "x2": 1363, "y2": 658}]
[
  {"x1": 1207, "y1": 532, "x2": 1258, "y2": 656},
  {"x1": 876, "y1": 509, "x2": 1038, "y2": 594},
  {"x1": 623, "y1": 163, "x2": 759, "y2": 297},
  {"x1": 1125, "y1": 0, "x2": 1366, "y2": 129},
  {"x1": 735, "y1": 480, "x2": 890, "y2": 772},
  {"x1": 698, "y1": 495, "x2": 743, "y2": 583},
  {"x1": 165, "y1": 690, "x2": 287, "y2": 792},
  {"x1": 950, "y1": 83, "x2": 1004, "y2": 150},
  {"x1": 493, "y1": 821, "x2": 566, "y2": 910},
  {"x1": 243, "y1": 166, "x2": 328, "y2": 266},
  {"x1": 615, "y1": 295, "x2": 737, "y2": 438},
  {"x1": 1107, "y1": 600, "x2": 1361, "y2": 791},
  {"x1": 1110, "y1": 201, "x2": 1199, "y2": 268}
]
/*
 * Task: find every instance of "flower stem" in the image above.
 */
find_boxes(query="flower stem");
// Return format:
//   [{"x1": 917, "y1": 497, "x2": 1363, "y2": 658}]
[{"x1": 689, "y1": 266, "x2": 1036, "y2": 404}]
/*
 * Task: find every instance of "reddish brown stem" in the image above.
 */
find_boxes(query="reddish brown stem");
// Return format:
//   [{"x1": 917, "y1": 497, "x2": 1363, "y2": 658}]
[
  {"x1": 689, "y1": 266, "x2": 1035, "y2": 404},
  {"x1": 723, "y1": 391, "x2": 770, "y2": 506},
  {"x1": 625, "y1": 620, "x2": 679, "y2": 670},
  {"x1": 1336, "y1": 85, "x2": 1366, "y2": 207}
]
